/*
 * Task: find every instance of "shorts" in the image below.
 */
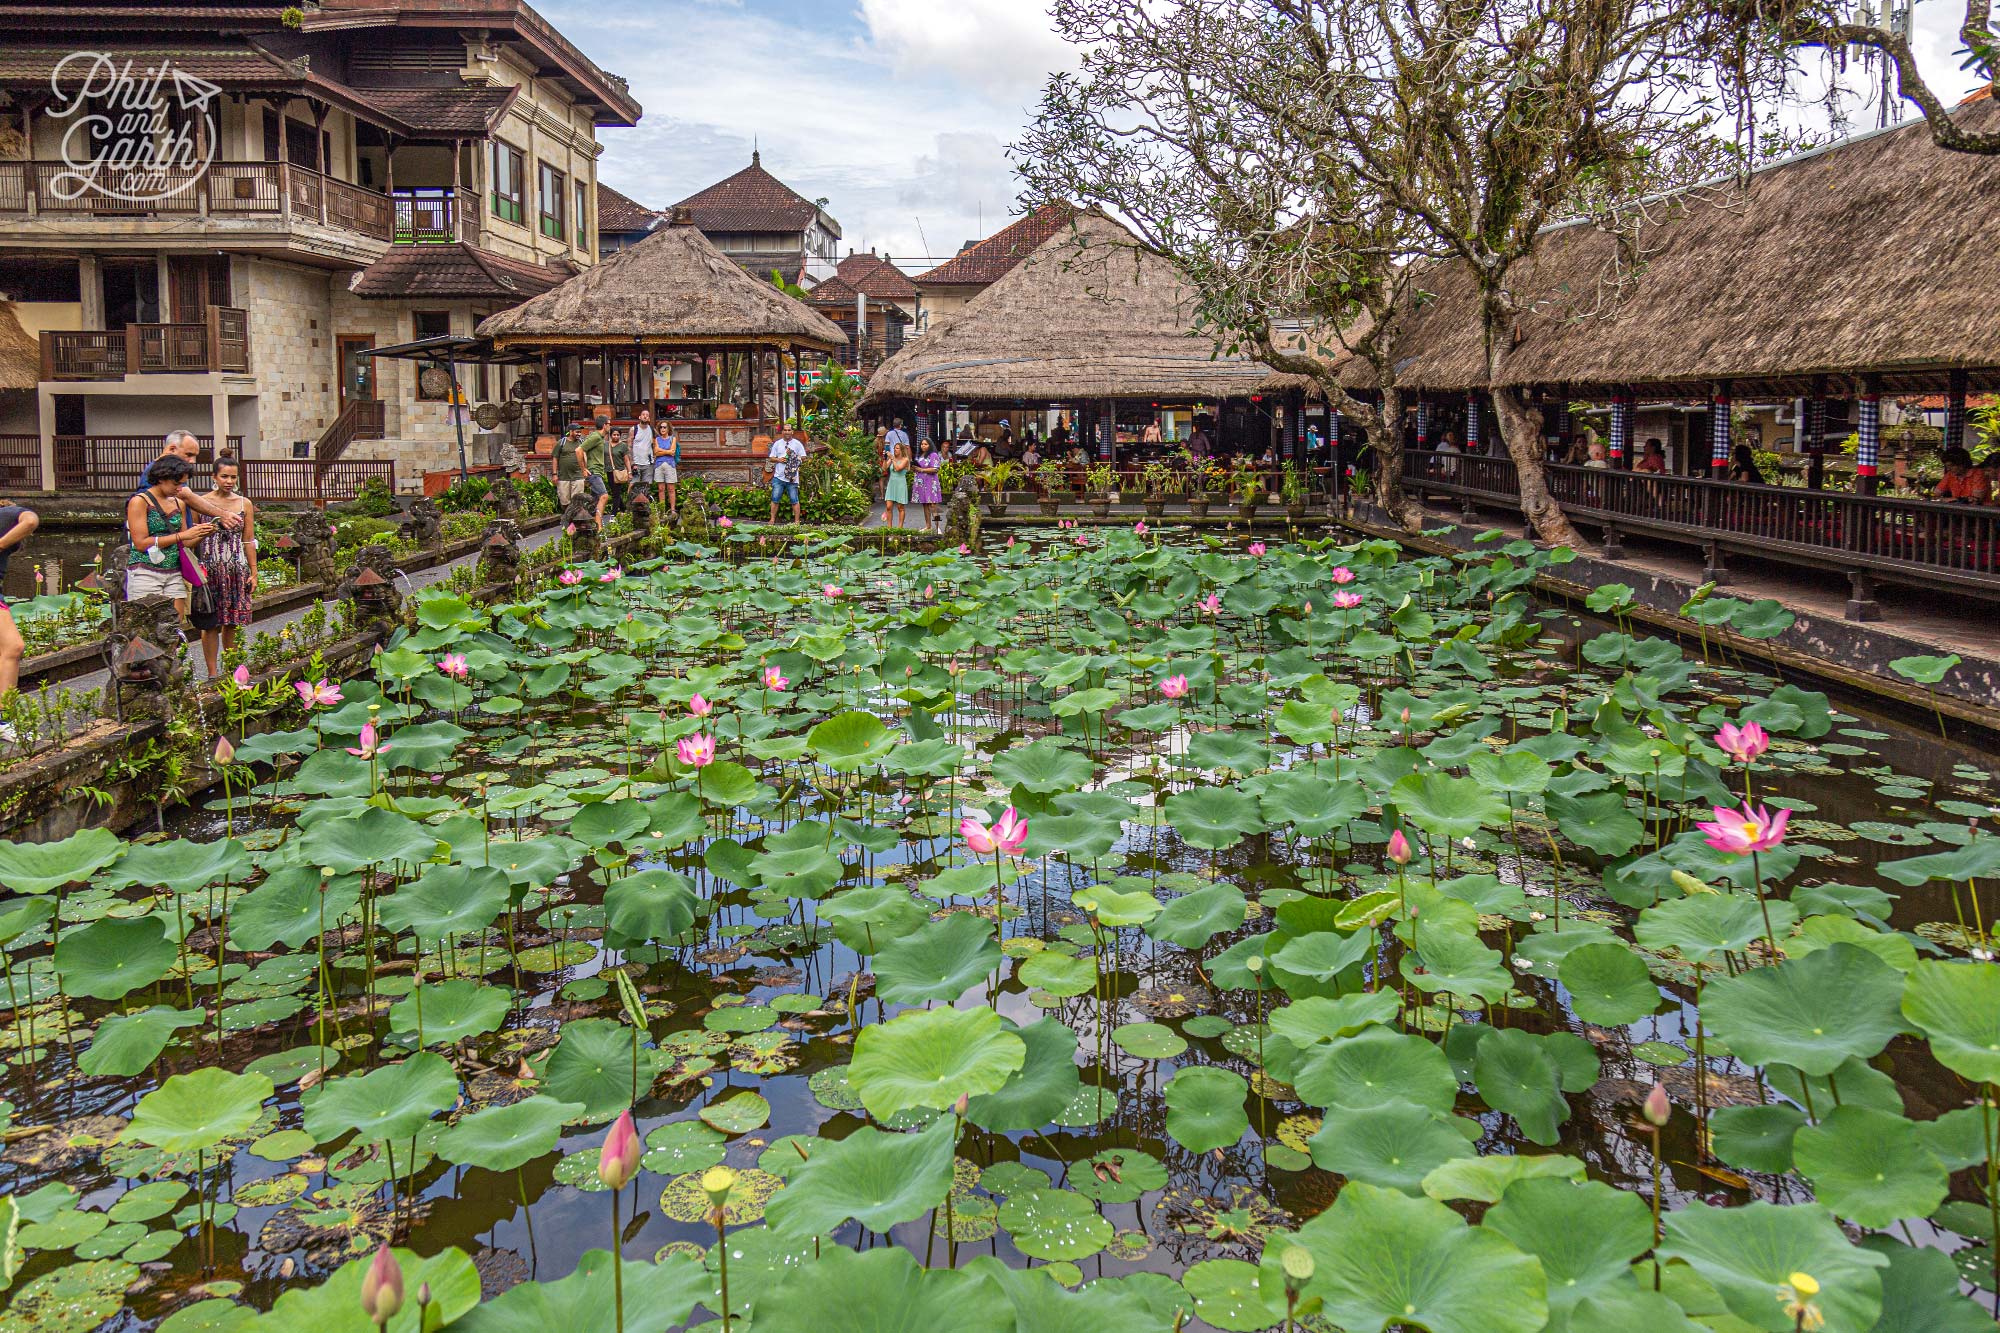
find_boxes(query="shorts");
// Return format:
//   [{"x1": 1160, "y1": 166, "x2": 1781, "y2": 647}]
[
  {"x1": 630, "y1": 462, "x2": 657, "y2": 483},
  {"x1": 126, "y1": 561, "x2": 188, "y2": 601},
  {"x1": 557, "y1": 478, "x2": 587, "y2": 505},
  {"x1": 769, "y1": 478, "x2": 800, "y2": 505},
  {"x1": 656, "y1": 462, "x2": 678, "y2": 485},
  {"x1": 587, "y1": 474, "x2": 608, "y2": 498}
]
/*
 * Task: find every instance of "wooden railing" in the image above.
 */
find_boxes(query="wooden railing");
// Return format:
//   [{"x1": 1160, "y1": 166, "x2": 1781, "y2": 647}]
[
  {"x1": 0, "y1": 436, "x2": 42, "y2": 492},
  {"x1": 392, "y1": 188, "x2": 479, "y2": 244},
  {"x1": 0, "y1": 160, "x2": 393, "y2": 241},
  {"x1": 245, "y1": 459, "x2": 396, "y2": 503},
  {"x1": 52, "y1": 436, "x2": 244, "y2": 493},
  {"x1": 41, "y1": 307, "x2": 250, "y2": 380},
  {"x1": 1403, "y1": 449, "x2": 2000, "y2": 597},
  {"x1": 314, "y1": 398, "x2": 389, "y2": 464}
]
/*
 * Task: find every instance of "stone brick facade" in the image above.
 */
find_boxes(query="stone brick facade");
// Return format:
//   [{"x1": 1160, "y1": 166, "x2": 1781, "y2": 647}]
[{"x1": 244, "y1": 260, "x2": 341, "y2": 455}]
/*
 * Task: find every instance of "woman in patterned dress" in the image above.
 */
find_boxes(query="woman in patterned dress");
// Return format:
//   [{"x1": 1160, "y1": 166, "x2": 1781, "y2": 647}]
[
  {"x1": 191, "y1": 457, "x2": 256, "y2": 679},
  {"x1": 911, "y1": 439, "x2": 945, "y2": 532}
]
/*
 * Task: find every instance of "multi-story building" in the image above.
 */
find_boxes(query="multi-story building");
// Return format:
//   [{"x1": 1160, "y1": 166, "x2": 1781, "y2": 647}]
[
  {"x1": 595, "y1": 181, "x2": 661, "y2": 256},
  {"x1": 0, "y1": 0, "x2": 640, "y2": 495},
  {"x1": 912, "y1": 202, "x2": 1073, "y2": 333},
  {"x1": 807, "y1": 252, "x2": 919, "y2": 376},
  {"x1": 670, "y1": 152, "x2": 841, "y2": 290}
]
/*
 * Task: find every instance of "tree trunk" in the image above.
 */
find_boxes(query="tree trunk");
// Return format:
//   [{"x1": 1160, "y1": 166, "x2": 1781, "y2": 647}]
[
  {"x1": 1369, "y1": 386, "x2": 1423, "y2": 529},
  {"x1": 1490, "y1": 388, "x2": 1587, "y2": 549}
]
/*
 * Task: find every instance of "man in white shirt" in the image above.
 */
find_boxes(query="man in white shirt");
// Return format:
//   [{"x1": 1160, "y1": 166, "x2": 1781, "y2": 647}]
[{"x1": 766, "y1": 425, "x2": 807, "y2": 524}]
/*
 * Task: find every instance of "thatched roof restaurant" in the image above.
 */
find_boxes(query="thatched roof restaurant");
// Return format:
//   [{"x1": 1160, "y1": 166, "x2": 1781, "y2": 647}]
[
  {"x1": 476, "y1": 211, "x2": 846, "y2": 479},
  {"x1": 864, "y1": 211, "x2": 1283, "y2": 459}
]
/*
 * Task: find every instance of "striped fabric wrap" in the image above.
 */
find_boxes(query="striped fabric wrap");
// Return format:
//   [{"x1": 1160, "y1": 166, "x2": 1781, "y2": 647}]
[
  {"x1": 1098, "y1": 401, "x2": 1115, "y2": 460},
  {"x1": 1415, "y1": 399, "x2": 1431, "y2": 447},
  {"x1": 1466, "y1": 395, "x2": 1481, "y2": 449},
  {"x1": 1856, "y1": 394, "x2": 1881, "y2": 477},
  {"x1": 1710, "y1": 396, "x2": 1732, "y2": 470},
  {"x1": 1945, "y1": 385, "x2": 1967, "y2": 455},
  {"x1": 1609, "y1": 396, "x2": 1631, "y2": 461}
]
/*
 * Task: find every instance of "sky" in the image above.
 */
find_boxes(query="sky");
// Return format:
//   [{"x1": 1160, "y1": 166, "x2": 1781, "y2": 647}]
[{"x1": 544, "y1": 0, "x2": 1987, "y2": 277}]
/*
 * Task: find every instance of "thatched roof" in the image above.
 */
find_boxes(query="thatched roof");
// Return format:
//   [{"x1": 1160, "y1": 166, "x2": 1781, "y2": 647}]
[
  {"x1": 0, "y1": 303, "x2": 37, "y2": 392},
  {"x1": 864, "y1": 211, "x2": 1273, "y2": 405},
  {"x1": 1357, "y1": 97, "x2": 2000, "y2": 398},
  {"x1": 478, "y1": 215, "x2": 846, "y2": 352}
]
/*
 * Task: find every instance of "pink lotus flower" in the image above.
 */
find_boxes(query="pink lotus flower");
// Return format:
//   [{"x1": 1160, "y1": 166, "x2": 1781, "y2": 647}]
[
  {"x1": 1199, "y1": 593, "x2": 1222, "y2": 614},
  {"x1": 596, "y1": 1110, "x2": 641, "y2": 1190},
  {"x1": 962, "y1": 806, "x2": 1029, "y2": 858},
  {"x1": 1330, "y1": 566, "x2": 1355, "y2": 584},
  {"x1": 599, "y1": 567, "x2": 622, "y2": 582},
  {"x1": 1133, "y1": 520, "x2": 1148, "y2": 536},
  {"x1": 958, "y1": 544, "x2": 971, "y2": 555},
  {"x1": 213, "y1": 734, "x2": 235, "y2": 765},
  {"x1": 762, "y1": 666, "x2": 789, "y2": 691},
  {"x1": 1332, "y1": 590, "x2": 1363, "y2": 610},
  {"x1": 1160, "y1": 674, "x2": 1189, "y2": 699},
  {"x1": 1073, "y1": 535, "x2": 1089, "y2": 547},
  {"x1": 559, "y1": 569, "x2": 582, "y2": 586},
  {"x1": 1697, "y1": 802, "x2": 1791, "y2": 855},
  {"x1": 346, "y1": 720, "x2": 391, "y2": 759},
  {"x1": 361, "y1": 1245, "x2": 404, "y2": 1325},
  {"x1": 437, "y1": 653, "x2": 469, "y2": 679},
  {"x1": 231, "y1": 664, "x2": 251, "y2": 688},
  {"x1": 1303, "y1": 600, "x2": 1313, "y2": 615},
  {"x1": 677, "y1": 732, "x2": 716, "y2": 768},
  {"x1": 718, "y1": 516, "x2": 734, "y2": 528},
  {"x1": 1247, "y1": 541, "x2": 1267, "y2": 557},
  {"x1": 1006, "y1": 536, "x2": 1016, "y2": 548},
  {"x1": 823, "y1": 583, "x2": 843, "y2": 598},
  {"x1": 295, "y1": 678, "x2": 342, "y2": 710},
  {"x1": 1387, "y1": 829, "x2": 1412, "y2": 865},
  {"x1": 923, "y1": 583, "x2": 934, "y2": 598},
  {"x1": 689, "y1": 694, "x2": 712, "y2": 717},
  {"x1": 1714, "y1": 720, "x2": 1770, "y2": 765}
]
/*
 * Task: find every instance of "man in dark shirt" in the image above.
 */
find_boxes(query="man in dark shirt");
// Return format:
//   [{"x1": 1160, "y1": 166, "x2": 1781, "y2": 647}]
[{"x1": 0, "y1": 502, "x2": 42, "y2": 725}]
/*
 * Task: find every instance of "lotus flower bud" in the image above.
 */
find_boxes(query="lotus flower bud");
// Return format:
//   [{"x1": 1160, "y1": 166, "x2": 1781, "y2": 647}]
[
  {"x1": 213, "y1": 734, "x2": 235, "y2": 765},
  {"x1": 361, "y1": 1245, "x2": 404, "y2": 1325},
  {"x1": 597, "y1": 1109, "x2": 641, "y2": 1190},
  {"x1": 1643, "y1": 1083, "x2": 1671, "y2": 1128},
  {"x1": 232, "y1": 664, "x2": 251, "y2": 687},
  {"x1": 1386, "y1": 829, "x2": 1412, "y2": 866},
  {"x1": 953, "y1": 1092, "x2": 969, "y2": 1117},
  {"x1": 417, "y1": 1283, "x2": 432, "y2": 1310}
]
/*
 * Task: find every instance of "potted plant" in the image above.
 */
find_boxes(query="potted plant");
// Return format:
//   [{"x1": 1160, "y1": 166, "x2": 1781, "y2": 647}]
[
  {"x1": 1187, "y1": 461, "x2": 1221, "y2": 518},
  {"x1": 1233, "y1": 465, "x2": 1263, "y2": 521},
  {"x1": 1141, "y1": 461, "x2": 1174, "y2": 520},
  {"x1": 1035, "y1": 460, "x2": 1069, "y2": 517},
  {"x1": 1085, "y1": 462, "x2": 1118, "y2": 518},
  {"x1": 1281, "y1": 463, "x2": 1310, "y2": 521},
  {"x1": 983, "y1": 459, "x2": 1017, "y2": 517}
]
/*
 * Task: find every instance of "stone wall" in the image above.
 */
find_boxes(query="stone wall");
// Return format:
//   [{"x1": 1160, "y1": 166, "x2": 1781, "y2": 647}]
[
  {"x1": 329, "y1": 292, "x2": 512, "y2": 484},
  {"x1": 244, "y1": 260, "x2": 340, "y2": 456}
]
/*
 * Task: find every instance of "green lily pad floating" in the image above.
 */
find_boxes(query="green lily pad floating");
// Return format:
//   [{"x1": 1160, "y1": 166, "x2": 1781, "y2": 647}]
[
  {"x1": 106, "y1": 1180, "x2": 186, "y2": 1223},
  {"x1": 659, "y1": 1166, "x2": 782, "y2": 1226},
  {"x1": 1111, "y1": 1022, "x2": 1187, "y2": 1060},
  {"x1": 436, "y1": 1096, "x2": 585, "y2": 1175},
  {"x1": 1068, "y1": 1148, "x2": 1168, "y2": 1204},
  {"x1": 8, "y1": 1258, "x2": 138, "y2": 1330},
  {"x1": 1630, "y1": 1040, "x2": 1689, "y2": 1066},
  {"x1": 1180, "y1": 1015, "x2": 1232, "y2": 1039},
  {"x1": 766, "y1": 1115, "x2": 956, "y2": 1237},
  {"x1": 126, "y1": 1067, "x2": 274, "y2": 1156},
  {"x1": 998, "y1": 1186, "x2": 1113, "y2": 1261},
  {"x1": 1163, "y1": 1066, "x2": 1248, "y2": 1153},
  {"x1": 848, "y1": 1005, "x2": 1026, "y2": 1122},
  {"x1": 640, "y1": 1119, "x2": 727, "y2": 1175},
  {"x1": 698, "y1": 1090, "x2": 771, "y2": 1135}
]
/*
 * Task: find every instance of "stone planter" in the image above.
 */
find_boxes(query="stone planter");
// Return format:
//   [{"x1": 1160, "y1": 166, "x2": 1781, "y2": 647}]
[
  {"x1": 984, "y1": 497, "x2": 1009, "y2": 518},
  {"x1": 1188, "y1": 496, "x2": 1212, "y2": 519},
  {"x1": 1038, "y1": 498, "x2": 1062, "y2": 518},
  {"x1": 1286, "y1": 502, "x2": 1306, "y2": 522},
  {"x1": 1090, "y1": 493, "x2": 1114, "y2": 519},
  {"x1": 1236, "y1": 501, "x2": 1259, "y2": 522},
  {"x1": 1143, "y1": 497, "x2": 1167, "y2": 520}
]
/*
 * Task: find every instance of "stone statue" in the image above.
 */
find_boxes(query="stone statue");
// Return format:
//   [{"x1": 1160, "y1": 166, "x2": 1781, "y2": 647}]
[
  {"x1": 406, "y1": 498, "x2": 443, "y2": 552},
  {"x1": 478, "y1": 519, "x2": 521, "y2": 583},
  {"x1": 291, "y1": 509, "x2": 338, "y2": 587},
  {"x1": 487, "y1": 475, "x2": 521, "y2": 520},
  {"x1": 563, "y1": 493, "x2": 602, "y2": 562},
  {"x1": 103, "y1": 595, "x2": 191, "y2": 721},
  {"x1": 627, "y1": 486, "x2": 654, "y2": 537},
  {"x1": 943, "y1": 474, "x2": 982, "y2": 547}
]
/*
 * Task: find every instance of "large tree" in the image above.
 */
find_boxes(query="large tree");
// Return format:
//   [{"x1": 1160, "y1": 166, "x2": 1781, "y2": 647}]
[{"x1": 1018, "y1": 0, "x2": 1810, "y2": 546}]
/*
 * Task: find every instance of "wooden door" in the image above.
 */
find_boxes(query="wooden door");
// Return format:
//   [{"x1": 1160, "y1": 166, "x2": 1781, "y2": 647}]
[
  {"x1": 167, "y1": 255, "x2": 229, "y2": 323},
  {"x1": 338, "y1": 335, "x2": 376, "y2": 409}
]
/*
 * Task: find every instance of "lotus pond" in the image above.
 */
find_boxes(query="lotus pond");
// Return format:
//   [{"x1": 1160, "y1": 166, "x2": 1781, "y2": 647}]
[{"x1": 1, "y1": 526, "x2": 1998, "y2": 1332}]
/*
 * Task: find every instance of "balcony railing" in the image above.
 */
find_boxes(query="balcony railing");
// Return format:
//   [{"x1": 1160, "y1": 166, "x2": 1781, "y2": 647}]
[
  {"x1": 392, "y1": 188, "x2": 480, "y2": 244},
  {"x1": 0, "y1": 160, "x2": 393, "y2": 242},
  {"x1": 41, "y1": 307, "x2": 250, "y2": 380}
]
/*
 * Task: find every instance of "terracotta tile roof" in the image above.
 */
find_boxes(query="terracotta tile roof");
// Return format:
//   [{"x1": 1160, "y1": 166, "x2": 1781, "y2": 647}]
[
  {"x1": 718, "y1": 250, "x2": 807, "y2": 288},
  {"x1": 3, "y1": 6, "x2": 287, "y2": 26},
  {"x1": 350, "y1": 242, "x2": 567, "y2": 300},
  {"x1": 915, "y1": 202, "x2": 1077, "y2": 288},
  {"x1": 364, "y1": 85, "x2": 519, "y2": 136},
  {"x1": 671, "y1": 154, "x2": 837, "y2": 238},
  {"x1": 596, "y1": 182, "x2": 661, "y2": 235},
  {"x1": 804, "y1": 275, "x2": 860, "y2": 306},
  {"x1": 835, "y1": 252, "x2": 918, "y2": 301}
]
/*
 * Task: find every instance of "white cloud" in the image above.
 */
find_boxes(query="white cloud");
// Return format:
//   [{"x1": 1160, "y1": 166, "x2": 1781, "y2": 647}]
[{"x1": 855, "y1": 0, "x2": 1076, "y2": 96}]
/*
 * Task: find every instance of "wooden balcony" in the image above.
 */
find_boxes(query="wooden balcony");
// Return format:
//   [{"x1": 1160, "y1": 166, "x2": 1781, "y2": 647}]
[
  {"x1": 41, "y1": 306, "x2": 251, "y2": 381},
  {"x1": 0, "y1": 160, "x2": 393, "y2": 242},
  {"x1": 391, "y1": 188, "x2": 481, "y2": 244}
]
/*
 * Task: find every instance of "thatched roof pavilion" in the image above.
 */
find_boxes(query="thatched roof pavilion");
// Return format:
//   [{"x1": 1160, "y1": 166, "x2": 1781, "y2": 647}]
[
  {"x1": 474, "y1": 212, "x2": 846, "y2": 477},
  {"x1": 864, "y1": 211, "x2": 1273, "y2": 407},
  {"x1": 0, "y1": 303, "x2": 37, "y2": 392}
]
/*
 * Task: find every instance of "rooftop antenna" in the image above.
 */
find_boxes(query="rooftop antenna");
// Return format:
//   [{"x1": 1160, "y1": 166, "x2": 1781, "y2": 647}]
[
  {"x1": 914, "y1": 215, "x2": 931, "y2": 258},
  {"x1": 752, "y1": 134, "x2": 760, "y2": 167}
]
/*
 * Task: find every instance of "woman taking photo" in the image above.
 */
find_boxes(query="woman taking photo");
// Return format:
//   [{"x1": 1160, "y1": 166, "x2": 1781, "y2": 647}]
[
  {"x1": 189, "y1": 456, "x2": 256, "y2": 678},
  {"x1": 123, "y1": 455, "x2": 213, "y2": 616},
  {"x1": 884, "y1": 437, "x2": 913, "y2": 529}
]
